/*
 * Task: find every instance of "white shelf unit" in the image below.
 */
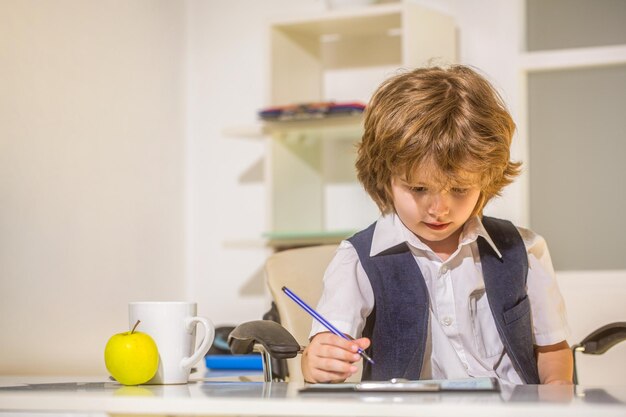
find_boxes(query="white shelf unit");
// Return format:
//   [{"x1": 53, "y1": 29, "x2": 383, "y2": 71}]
[
  {"x1": 261, "y1": 2, "x2": 456, "y2": 247},
  {"x1": 520, "y1": 44, "x2": 626, "y2": 72}
]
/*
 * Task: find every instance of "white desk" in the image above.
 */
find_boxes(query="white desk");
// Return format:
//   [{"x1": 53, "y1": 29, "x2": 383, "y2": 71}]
[{"x1": 0, "y1": 376, "x2": 625, "y2": 417}]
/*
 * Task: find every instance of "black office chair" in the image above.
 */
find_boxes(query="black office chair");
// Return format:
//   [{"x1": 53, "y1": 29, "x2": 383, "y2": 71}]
[
  {"x1": 571, "y1": 322, "x2": 626, "y2": 384},
  {"x1": 228, "y1": 320, "x2": 300, "y2": 382}
]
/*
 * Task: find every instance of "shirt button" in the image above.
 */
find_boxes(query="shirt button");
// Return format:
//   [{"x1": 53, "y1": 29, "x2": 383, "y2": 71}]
[
  {"x1": 441, "y1": 316, "x2": 453, "y2": 326},
  {"x1": 440, "y1": 265, "x2": 448, "y2": 275}
]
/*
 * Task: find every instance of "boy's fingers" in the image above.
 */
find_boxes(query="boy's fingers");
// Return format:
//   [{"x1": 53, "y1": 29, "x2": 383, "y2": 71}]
[
  {"x1": 314, "y1": 332, "x2": 360, "y2": 352},
  {"x1": 315, "y1": 357, "x2": 358, "y2": 375},
  {"x1": 354, "y1": 337, "x2": 371, "y2": 350},
  {"x1": 309, "y1": 357, "x2": 358, "y2": 381},
  {"x1": 307, "y1": 338, "x2": 361, "y2": 363},
  {"x1": 315, "y1": 344, "x2": 362, "y2": 363},
  {"x1": 305, "y1": 348, "x2": 356, "y2": 374}
]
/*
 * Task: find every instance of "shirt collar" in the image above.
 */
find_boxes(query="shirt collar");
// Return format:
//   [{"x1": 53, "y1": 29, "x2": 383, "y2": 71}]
[{"x1": 370, "y1": 213, "x2": 503, "y2": 259}]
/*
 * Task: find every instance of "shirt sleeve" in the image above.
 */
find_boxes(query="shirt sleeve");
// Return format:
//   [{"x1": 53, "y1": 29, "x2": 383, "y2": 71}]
[
  {"x1": 518, "y1": 227, "x2": 571, "y2": 346},
  {"x1": 309, "y1": 240, "x2": 375, "y2": 340}
]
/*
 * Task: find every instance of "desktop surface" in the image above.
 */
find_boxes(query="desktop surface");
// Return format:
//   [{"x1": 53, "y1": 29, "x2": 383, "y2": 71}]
[{"x1": 0, "y1": 376, "x2": 625, "y2": 417}]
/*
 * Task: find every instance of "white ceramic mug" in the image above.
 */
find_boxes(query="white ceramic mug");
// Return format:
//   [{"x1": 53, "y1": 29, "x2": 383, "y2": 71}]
[{"x1": 129, "y1": 301, "x2": 215, "y2": 384}]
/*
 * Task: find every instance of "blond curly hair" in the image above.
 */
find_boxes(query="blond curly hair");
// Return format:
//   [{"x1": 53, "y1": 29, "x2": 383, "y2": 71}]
[{"x1": 356, "y1": 65, "x2": 521, "y2": 215}]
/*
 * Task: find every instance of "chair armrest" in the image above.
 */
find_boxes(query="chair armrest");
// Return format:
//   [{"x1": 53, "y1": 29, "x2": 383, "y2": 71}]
[
  {"x1": 576, "y1": 321, "x2": 626, "y2": 354},
  {"x1": 228, "y1": 320, "x2": 301, "y2": 359}
]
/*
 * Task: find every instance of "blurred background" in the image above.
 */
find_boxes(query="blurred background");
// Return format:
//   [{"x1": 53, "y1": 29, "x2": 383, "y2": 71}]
[{"x1": 1, "y1": 0, "x2": 624, "y2": 382}]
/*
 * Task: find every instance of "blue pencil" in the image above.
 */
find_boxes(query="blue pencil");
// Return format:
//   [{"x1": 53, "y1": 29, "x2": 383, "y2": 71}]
[{"x1": 281, "y1": 286, "x2": 374, "y2": 365}]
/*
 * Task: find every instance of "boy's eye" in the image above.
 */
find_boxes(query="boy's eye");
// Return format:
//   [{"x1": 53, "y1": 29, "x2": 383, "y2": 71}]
[
  {"x1": 451, "y1": 187, "x2": 469, "y2": 195},
  {"x1": 409, "y1": 186, "x2": 427, "y2": 193}
]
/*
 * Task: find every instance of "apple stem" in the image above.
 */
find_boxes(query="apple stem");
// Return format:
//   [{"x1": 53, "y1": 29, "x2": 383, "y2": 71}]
[{"x1": 131, "y1": 320, "x2": 141, "y2": 334}]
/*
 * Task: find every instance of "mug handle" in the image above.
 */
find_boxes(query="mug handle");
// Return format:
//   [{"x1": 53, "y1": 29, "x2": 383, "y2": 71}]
[{"x1": 180, "y1": 316, "x2": 215, "y2": 370}]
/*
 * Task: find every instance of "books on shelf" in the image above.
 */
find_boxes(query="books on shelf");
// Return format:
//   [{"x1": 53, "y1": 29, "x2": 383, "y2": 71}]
[{"x1": 259, "y1": 101, "x2": 366, "y2": 122}]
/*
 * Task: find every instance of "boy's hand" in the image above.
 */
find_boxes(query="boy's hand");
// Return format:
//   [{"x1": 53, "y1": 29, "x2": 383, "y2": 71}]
[{"x1": 301, "y1": 332, "x2": 371, "y2": 383}]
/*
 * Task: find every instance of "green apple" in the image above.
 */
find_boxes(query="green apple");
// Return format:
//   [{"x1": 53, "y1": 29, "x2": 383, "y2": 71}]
[{"x1": 104, "y1": 320, "x2": 159, "y2": 386}]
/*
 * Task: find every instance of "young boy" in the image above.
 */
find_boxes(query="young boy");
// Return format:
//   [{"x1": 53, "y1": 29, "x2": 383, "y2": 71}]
[{"x1": 301, "y1": 65, "x2": 573, "y2": 385}]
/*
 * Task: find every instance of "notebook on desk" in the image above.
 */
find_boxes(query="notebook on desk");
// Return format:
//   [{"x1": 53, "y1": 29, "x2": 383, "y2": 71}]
[{"x1": 299, "y1": 377, "x2": 499, "y2": 393}]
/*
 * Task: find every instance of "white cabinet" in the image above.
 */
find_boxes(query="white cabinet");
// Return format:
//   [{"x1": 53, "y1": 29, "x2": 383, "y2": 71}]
[{"x1": 261, "y1": 2, "x2": 456, "y2": 248}]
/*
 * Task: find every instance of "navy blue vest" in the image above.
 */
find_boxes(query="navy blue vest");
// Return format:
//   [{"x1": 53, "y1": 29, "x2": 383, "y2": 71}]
[{"x1": 348, "y1": 216, "x2": 540, "y2": 384}]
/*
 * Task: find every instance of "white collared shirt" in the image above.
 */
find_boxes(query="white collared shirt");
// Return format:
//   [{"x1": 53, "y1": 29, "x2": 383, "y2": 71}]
[{"x1": 310, "y1": 214, "x2": 570, "y2": 384}]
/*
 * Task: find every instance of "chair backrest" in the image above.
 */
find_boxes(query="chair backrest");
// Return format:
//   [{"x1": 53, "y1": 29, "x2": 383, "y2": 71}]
[{"x1": 265, "y1": 244, "x2": 362, "y2": 382}]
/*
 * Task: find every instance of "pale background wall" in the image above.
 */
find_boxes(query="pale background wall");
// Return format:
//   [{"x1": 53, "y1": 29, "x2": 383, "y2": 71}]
[
  {"x1": 1, "y1": 0, "x2": 624, "y2": 382},
  {"x1": 0, "y1": 0, "x2": 187, "y2": 374}
]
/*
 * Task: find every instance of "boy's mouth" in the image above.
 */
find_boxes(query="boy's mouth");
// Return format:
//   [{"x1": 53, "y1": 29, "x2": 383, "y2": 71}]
[{"x1": 424, "y1": 222, "x2": 450, "y2": 231}]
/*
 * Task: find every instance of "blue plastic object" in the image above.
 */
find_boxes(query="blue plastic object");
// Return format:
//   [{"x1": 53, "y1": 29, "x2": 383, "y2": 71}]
[{"x1": 205, "y1": 354, "x2": 263, "y2": 370}]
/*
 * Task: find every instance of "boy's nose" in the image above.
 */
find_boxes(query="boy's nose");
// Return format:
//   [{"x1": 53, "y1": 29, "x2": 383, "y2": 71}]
[{"x1": 427, "y1": 193, "x2": 449, "y2": 216}]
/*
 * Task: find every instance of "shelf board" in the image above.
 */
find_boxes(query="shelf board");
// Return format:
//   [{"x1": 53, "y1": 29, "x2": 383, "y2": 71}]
[
  {"x1": 263, "y1": 114, "x2": 363, "y2": 135},
  {"x1": 271, "y1": 3, "x2": 402, "y2": 38},
  {"x1": 521, "y1": 44, "x2": 626, "y2": 72},
  {"x1": 223, "y1": 114, "x2": 364, "y2": 139},
  {"x1": 263, "y1": 229, "x2": 354, "y2": 248},
  {"x1": 223, "y1": 230, "x2": 354, "y2": 250}
]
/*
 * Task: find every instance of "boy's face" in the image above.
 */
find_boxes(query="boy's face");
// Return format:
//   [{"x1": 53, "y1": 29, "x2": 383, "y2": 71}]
[{"x1": 391, "y1": 171, "x2": 481, "y2": 255}]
